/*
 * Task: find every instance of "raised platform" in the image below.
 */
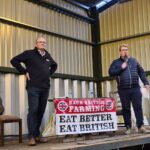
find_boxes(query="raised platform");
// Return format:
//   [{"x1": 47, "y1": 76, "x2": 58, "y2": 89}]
[{"x1": 2, "y1": 127, "x2": 150, "y2": 150}]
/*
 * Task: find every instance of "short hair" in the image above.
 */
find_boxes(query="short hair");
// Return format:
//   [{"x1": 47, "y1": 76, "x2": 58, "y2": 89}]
[
  {"x1": 119, "y1": 44, "x2": 128, "y2": 51},
  {"x1": 35, "y1": 37, "x2": 46, "y2": 43}
]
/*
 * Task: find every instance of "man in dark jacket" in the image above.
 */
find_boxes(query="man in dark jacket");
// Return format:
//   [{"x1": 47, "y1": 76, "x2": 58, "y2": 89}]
[
  {"x1": 10, "y1": 37, "x2": 57, "y2": 146},
  {"x1": 109, "y1": 44, "x2": 149, "y2": 134}
]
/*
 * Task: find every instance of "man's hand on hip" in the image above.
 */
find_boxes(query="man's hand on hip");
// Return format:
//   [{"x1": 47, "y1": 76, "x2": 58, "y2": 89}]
[
  {"x1": 26, "y1": 72, "x2": 30, "y2": 80},
  {"x1": 144, "y1": 85, "x2": 150, "y2": 91}
]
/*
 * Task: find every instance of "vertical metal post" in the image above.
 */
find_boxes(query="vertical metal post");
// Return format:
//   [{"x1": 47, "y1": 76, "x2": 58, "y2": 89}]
[{"x1": 90, "y1": 7, "x2": 102, "y2": 97}]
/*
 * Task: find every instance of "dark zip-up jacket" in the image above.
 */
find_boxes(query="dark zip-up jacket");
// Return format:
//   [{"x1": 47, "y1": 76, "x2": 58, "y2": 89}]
[
  {"x1": 10, "y1": 47, "x2": 57, "y2": 89},
  {"x1": 109, "y1": 57, "x2": 149, "y2": 90}
]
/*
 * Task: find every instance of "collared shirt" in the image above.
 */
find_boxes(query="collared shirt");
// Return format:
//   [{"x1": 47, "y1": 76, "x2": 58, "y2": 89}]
[{"x1": 38, "y1": 49, "x2": 46, "y2": 56}]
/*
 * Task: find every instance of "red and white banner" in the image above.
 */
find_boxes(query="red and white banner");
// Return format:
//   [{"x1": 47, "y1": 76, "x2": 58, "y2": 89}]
[{"x1": 55, "y1": 98, "x2": 117, "y2": 135}]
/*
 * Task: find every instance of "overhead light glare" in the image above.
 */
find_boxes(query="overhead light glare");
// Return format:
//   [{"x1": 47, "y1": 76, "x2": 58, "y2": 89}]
[{"x1": 96, "y1": 0, "x2": 113, "y2": 8}]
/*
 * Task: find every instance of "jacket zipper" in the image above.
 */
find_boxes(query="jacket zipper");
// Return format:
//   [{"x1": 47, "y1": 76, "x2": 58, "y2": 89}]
[
  {"x1": 127, "y1": 63, "x2": 132, "y2": 88},
  {"x1": 118, "y1": 76, "x2": 120, "y2": 86}
]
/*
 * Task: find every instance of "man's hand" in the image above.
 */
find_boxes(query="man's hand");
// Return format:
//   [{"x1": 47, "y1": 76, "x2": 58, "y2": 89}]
[
  {"x1": 26, "y1": 72, "x2": 30, "y2": 80},
  {"x1": 121, "y1": 62, "x2": 128, "y2": 69},
  {"x1": 144, "y1": 85, "x2": 150, "y2": 91}
]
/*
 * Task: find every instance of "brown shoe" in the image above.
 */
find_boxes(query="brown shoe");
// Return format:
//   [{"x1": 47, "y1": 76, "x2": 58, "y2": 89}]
[
  {"x1": 28, "y1": 138, "x2": 36, "y2": 146},
  {"x1": 124, "y1": 128, "x2": 132, "y2": 135},
  {"x1": 35, "y1": 137, "x2": 48, "y2": 143},
  {"x1": 138, "y1": 125, "x2": 147, "y2": 134}
]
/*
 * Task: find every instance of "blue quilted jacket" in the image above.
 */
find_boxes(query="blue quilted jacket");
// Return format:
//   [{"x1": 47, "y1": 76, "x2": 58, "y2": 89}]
[{"x1": 109, "y1": 57, "x2": 149, "y2": 90}]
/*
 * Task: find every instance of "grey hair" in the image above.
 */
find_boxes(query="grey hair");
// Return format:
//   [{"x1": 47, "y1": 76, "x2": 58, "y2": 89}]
[{"x1": 35, "y1": 37, "x2": 46, "y2": 43}]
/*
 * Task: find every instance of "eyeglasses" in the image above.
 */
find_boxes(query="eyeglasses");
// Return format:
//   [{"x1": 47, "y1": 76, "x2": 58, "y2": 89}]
[
  {"x1": 37, "y1": 41, "x2": 46, "y2": 44},
  {"x1": 121, "y1": 49, "x2": 128, "y2": 51}
]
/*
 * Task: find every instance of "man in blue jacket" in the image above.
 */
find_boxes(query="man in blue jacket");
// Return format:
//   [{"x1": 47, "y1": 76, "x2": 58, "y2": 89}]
[
  {"x1": 11, "y1": 37, "x2": 57, "y2": 146},
  {"x1": 109, "y1": 44, "x2": 149, "y2": 134}
]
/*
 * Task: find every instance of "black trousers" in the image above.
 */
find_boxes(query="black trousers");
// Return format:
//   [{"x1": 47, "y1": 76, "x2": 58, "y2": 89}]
[
  {"x1": 118, "y1": 88, "x2": 143, "y2": 128},
  {"x1": 27, "y1": 87, "x2": 49, "y2": 138}
]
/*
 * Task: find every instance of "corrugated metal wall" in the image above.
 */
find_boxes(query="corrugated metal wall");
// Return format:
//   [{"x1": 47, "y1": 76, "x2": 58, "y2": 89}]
[
  {"x1": 0, "y1": 0, "x2": 94, "y2": 135},
  {"x1": 0, "y1": 0, "x2": 92, "y2": 75},
  {"x1": 99, "y1": 0, "x2": 150, "y2": 77},
  {"x1": 0, "y1": 0, "x2": 91, "y2": 42},
  {"x1": 0, "y1": 23, "x2": 93, "y2": 76}
]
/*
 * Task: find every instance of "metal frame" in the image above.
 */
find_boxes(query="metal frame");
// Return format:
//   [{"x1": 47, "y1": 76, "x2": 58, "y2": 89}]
[
  {"x1": 99, "y1": 31, "x2": 150, "y2": 45},
  {"x1": 0, "y1": 66, "x2": 98, "y2": 82},
  {"x1": 63, "y1": 0, "x2": 90, "y2": 10},
  {"x1": 26, "y1": 0, "x2": 94, "y2": 23},
  {"x1": 90, "y1": 7, "x2": 102, "y2": 97},
  {"x1": 100, "y1": 70, "x2": 150, "y2": 81}
]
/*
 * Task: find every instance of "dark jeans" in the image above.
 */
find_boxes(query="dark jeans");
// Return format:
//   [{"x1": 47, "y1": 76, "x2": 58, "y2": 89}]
[
  {"x1": 118, "y1": 88, "x2": 143, "y2": 128},
  {"x1": 27, "y1": 87, "x2": 49, "y2": 138}
]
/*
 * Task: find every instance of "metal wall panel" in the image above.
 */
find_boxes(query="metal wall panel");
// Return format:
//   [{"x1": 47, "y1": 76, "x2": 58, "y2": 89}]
[
  {"x1": 0, "y1": 0, "x2": 91, "y2": 42},
  {"x1": 0, "y1": 0, "x2": 16, "y2": 19},
  {"x1": 99, "y1": 0, "x2": 150, "y2": 41},
  {"x1": 18, "y1": 75, "x2": 28, "y2": 134},
  {"x1": 0, "y1": 23, "x2": 16, "y2": 67}
]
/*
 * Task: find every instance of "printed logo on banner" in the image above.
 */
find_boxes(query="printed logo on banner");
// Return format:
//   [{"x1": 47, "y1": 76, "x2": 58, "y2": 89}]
[
  {"x1": 106, "y1": 100, "x2": 114, "y2": 110},
  {"x1": 58, "y1": 101, "x2": 68, "y2": 112}
]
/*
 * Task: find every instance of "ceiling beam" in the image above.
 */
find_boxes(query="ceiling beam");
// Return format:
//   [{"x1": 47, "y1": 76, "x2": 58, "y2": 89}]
[
  {"x1": 26, "y1": 0, "x2": 94, "y2": 23},
  {"x1": 90, "y1": 0, "x2": 104, "y2": 8},
  {"x1": 63, "y1": 0, "x2": 90, "y2": 10}
]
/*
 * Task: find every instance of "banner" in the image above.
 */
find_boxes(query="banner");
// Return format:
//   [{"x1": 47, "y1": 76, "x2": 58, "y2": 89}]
[{"x1": 55, "y1": 98, "x2": 117, "y2": 135}]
